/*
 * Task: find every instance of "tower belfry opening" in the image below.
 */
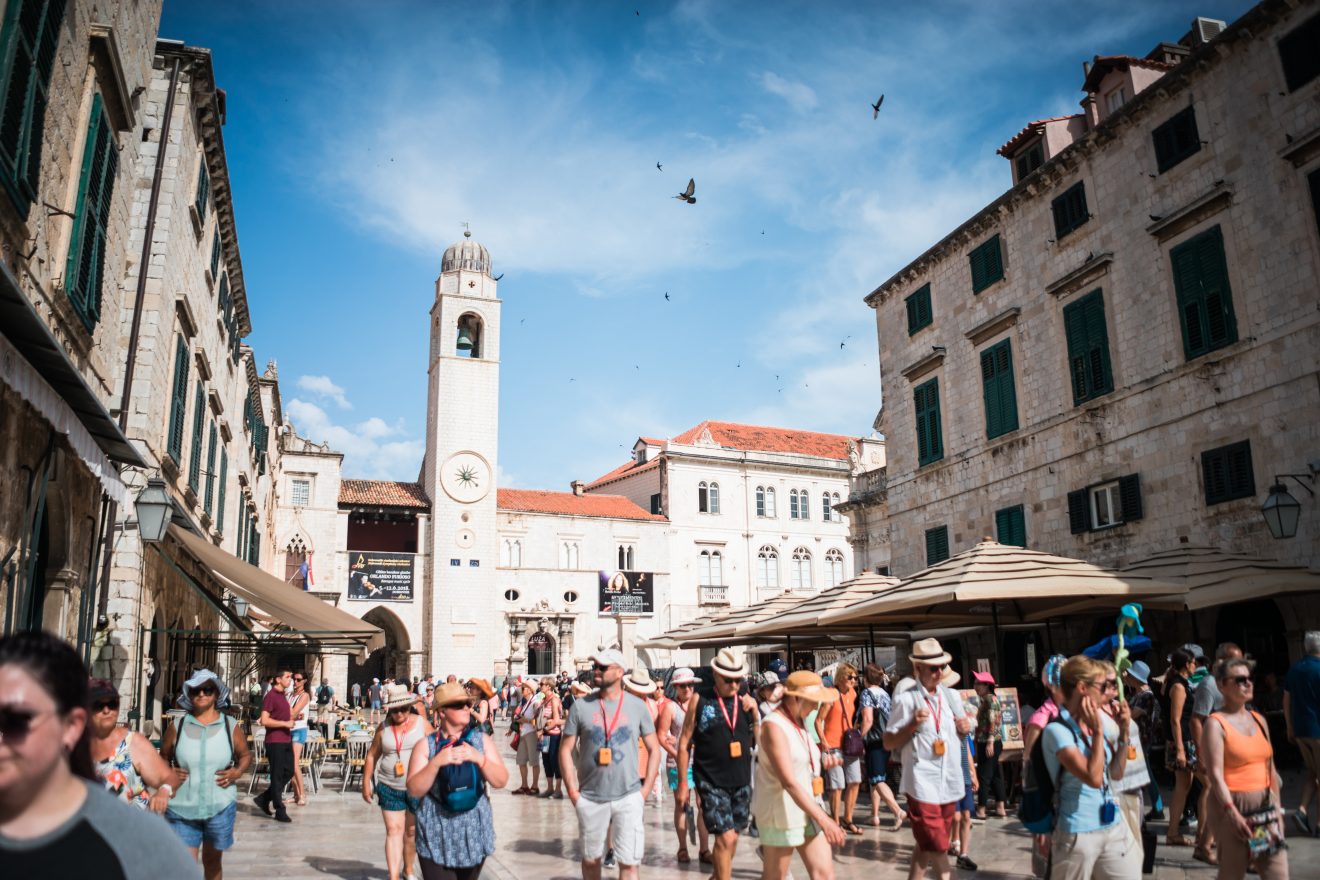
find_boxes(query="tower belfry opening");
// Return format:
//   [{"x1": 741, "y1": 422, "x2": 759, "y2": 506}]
[{"x1": 456, "y1": 313, "x2": 483, "y2": 358}]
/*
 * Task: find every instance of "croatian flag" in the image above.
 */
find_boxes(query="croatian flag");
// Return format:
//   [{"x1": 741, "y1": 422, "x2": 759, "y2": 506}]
[{"x1": 299, "y1": 553, "x2": 315, "y2": 591}]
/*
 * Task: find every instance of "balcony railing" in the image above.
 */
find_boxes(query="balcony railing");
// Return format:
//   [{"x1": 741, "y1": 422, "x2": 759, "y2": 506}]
[{"x1": 699, "y1": 585, "x2": 729, "y2": 605}]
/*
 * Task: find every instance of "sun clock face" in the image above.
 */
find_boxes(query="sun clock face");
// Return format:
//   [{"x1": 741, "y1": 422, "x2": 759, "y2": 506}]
[{"x1": 440, "y1": 451, "x2": 491, "y2": 504}]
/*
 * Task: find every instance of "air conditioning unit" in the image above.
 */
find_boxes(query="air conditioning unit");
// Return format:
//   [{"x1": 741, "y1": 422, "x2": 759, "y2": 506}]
[{"x1": 1189, "y1": 16, "x2": 1225, "y2": 47}]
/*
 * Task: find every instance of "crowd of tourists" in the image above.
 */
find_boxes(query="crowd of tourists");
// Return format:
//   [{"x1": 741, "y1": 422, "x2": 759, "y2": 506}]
[{"x1": 2, "y1": 628, "x2": 1318, "y2": 880}]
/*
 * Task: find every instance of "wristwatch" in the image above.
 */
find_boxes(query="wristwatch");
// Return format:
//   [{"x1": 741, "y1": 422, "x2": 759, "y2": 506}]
[{"x1": 159, "y1": 783, "x2": 174, "y2": 798}]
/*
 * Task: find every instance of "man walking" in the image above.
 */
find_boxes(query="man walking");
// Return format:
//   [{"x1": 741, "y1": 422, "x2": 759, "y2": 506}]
[
  {"x1": 255, "y1": 668, "x2": 294, "y2": 822},
  {"x1": 561, "y1": 649, "x2": 660, "y2": 880},
  {"x1": 677, "y1": 648, "x2": 758, "y2": 880},
  {"x1": 351, "y1": 680, "x2": 362, "y2": 710},
  {"x1": 369, "y1": 677, "x2": 383, "y2": 725},
  {"x1": 885, "y1": 639, "x2": 972, "y2": 880},
  {"x1": 1286, "y1": 631, "x2": 1320, "y2": 834}
]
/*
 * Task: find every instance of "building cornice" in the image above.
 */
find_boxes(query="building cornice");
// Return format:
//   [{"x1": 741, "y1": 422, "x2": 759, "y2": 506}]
[
  {"x1": 965, "y1": 307, "x2": 1022, "y2": 346},
  {"x1": 900, "y1": 349, "x2": 945, "y2": 383},
  {"x1": 1045, "y1": 251, "x2": 1114, "y2": 299},
  {"x1": 1146, "y1": 180, "x2": 1234, "y2": 243}
]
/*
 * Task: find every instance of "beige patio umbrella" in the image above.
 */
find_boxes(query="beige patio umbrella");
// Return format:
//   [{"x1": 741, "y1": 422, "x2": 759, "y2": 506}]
[
  {"x1": 735, "y1": 572, "x2": 901, "y2": 640},
  {"x1": 1120, "y1": 546, "x2": 1320, "y2": 611},
  {"x1": 636, "y1": 590, "x2": 823, "y2": 650}
]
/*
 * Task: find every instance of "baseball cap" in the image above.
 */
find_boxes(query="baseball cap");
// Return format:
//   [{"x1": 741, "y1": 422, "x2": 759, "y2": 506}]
[{"x1": 590, "y1": 648, "x2": 628, "y2": 669}]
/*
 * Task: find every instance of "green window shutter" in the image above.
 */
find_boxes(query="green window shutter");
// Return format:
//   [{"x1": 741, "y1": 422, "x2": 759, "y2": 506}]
[
  {"x1": 925, "y1": 526, "x2": 950, "y2": 566},
  {"x1": 249, "y1": 519, "x2": 260, "y2": 566},
  {"x1": 1118, "y1": 474, "x2": 1143, "y2": 522},
  {"x1": 1051, "y1": 182, "x2": 1089, "y2": 239},
  {"x1": 914, "y1": 378, "x2": 943, "y2": 466},
  {"x1": 1062, "y1": 289, "x2": 1113, "y2": 404},
  {"x1": 194, "y1": 157, "x2": 209, "y2": 219},
  {"x1": 1171, "y1": 225, "x2": 1237, "y2": 360},
  {"x1": 167, "y1": 335, "x2": 190, "y2": 464},
  {"x1": 65, "y1": 93, "x2": 118, "y2": 331},
  {"x1": 216, "y1": 449, "x2": 227, "y2": 535},
  {"x1": 218, "y1": 273, "x2": 232, "y2": 330},
  {"x1": 1279, "y1": 12, "x2": 1320, "y2": 93},
  {"x1": 1202, "y1": 440, "x2": 1255, "y2": 505},
  {"x1": 970, "y1": 235, "x2": 1004, "y2": 294},
  {"x1": 188, "y1": 381, "x2": 205, "y2": 492},
  {"x1": 905, "y1": 284, "x2": 932, "y2": 335},
  {"x1": 1152, "y1": 107, "x2": 1201, "y2": 173},
  {"x1": 995, "y1": 504, "x2": 1026, "y2": 547},
  {"x1": 0, "y1": 0, "x2": 64, "y2": 217},
  {"x1": 980, "y1": 339, "x2": 1019, "y2": 439},
  {"x1": 209, "y1": 227, "x2": 221, "y2": 281},
  {"x1": 1067, "y1": 488, "x2": 1090, "y2": 534},
  {"x1": 203, "y1": 422, "x2": 217, "y2": 515}
]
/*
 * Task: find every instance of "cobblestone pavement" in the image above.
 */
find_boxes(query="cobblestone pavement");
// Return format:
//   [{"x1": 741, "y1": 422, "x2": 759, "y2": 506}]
[{"x1": 222, "y1": 745, "x2": 1318, "y2": 880}]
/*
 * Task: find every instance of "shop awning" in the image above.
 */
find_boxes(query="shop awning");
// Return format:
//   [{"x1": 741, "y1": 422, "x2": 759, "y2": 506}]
[
  {"x1": 169, "y1": 525, "x2": 384, "y2": 654},
  {"x1": 1121, "y1": 546, "x2": 1320, "y2": 611}
]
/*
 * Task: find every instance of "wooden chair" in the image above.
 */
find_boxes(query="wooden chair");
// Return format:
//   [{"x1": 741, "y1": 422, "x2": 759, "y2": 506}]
[
  {"x1": 341, "y1": 733, "x2": 373, "y2": 794},
  {"x1": 301, "y1": 734, "x2": 325, "y2": 793},
  {"x1": 246, "y1": 733, "x2": 268, "y2": 795}
]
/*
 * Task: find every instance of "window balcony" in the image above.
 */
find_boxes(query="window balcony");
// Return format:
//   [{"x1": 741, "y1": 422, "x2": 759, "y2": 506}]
[{"x1": 699, "y1": 585, "x2": 729, "y2": 606}]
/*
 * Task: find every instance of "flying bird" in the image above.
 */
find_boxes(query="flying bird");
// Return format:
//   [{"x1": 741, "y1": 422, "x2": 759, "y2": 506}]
[
  {"x1": 840, "y1": 336, "x2": 851, "y2": 350},
  {"x1": 664, "y1": 292, "x2": 670, "y2": 301},
  {"x1": 871, "y1": 95, "x2": 885, "y2": 118},
  {"x1": 674, "y1": 178, "x2": 696, "y2": 204},
  {"x1": 493, "y1": 273, "x2": 504, "y2": 281},
  {"x1": 656, "y1": 162, "x2": 663, "y2": 171}
]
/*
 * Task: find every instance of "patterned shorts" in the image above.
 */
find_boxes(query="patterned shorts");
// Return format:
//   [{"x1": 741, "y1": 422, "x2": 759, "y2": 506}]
[
  {"x1": 1165, "y1": 738, "x2": 1198, "y2": 772},
  {"x1": 695, "y1": 780, "x2": 752, "y2": 835}
]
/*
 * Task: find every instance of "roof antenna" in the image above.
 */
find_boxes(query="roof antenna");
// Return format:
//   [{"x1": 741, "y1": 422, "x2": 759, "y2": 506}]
[{"x1": 461, "y1": 221, "x2": 471, "y2": 238}]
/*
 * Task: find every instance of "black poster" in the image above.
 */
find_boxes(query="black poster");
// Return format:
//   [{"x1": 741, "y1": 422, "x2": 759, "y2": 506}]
[
  {"x1": 598, "y1": 570, "x2": 654, "y2": 616},
  {"x1": 347, "y1": 551, "x2": 414, "y2": 601}
]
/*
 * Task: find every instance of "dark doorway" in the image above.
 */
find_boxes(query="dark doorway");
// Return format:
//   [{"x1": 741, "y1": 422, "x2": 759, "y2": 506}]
[
  {"x1": 350, "y1": 607, "x2": 410, "y2": 694},
  {"x1": 1216, "y1": 599, "x2": 1289, "y2": 678},
  {"x1": 528, "y1": 630, "x2": 555, "y2": 676},
  {"x1": 1002, "y1": 630, "x2": 1045, "y2": 688}
]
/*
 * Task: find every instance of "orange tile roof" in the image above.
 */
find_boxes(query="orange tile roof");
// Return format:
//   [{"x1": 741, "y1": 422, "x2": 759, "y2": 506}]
[
  {"x1": 671, "y1": 420, "x2": 855, "y2": 460},
  {"x1": 497, "y1": 488, "x2": 665, "y2": 522},
  {"x1": 339, "y1": 480, "x2": 430, "y2": 509},
  {"x1": 997, "y1": 115, "x2": 1083, "y2": 157}
]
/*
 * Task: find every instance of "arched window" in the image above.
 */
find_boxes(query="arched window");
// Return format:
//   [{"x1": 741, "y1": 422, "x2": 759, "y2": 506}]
[
  {"x1": 755, "y1": 486, "x2": 766, "y2": 517},
  {"x1": 765, "y1": 486, "x2": 776, "y2": 518},
  {"x1": 455, "y1": 313, "x2": 483, "y2": 358},
  {"x1": 698, "y1": 481, "x2": 710, "y2": 513},
  {"x1": 709, "y1": 482, "x2": 720, "y2": 514},
  {"x1": 617, "y1": 544, "x2": 635, "y2": 570},
  {"x1": 791, "y1": 547, "x2": 812, "y2": 590},
  {"x1": 502, "y1": 539, "x2": 522, "y2": 568},
  {"x1": 560, "y1": 541, "x2": 579, "y2": 569},
  {"x1": 284, "y1": 536, "x2": 308, "y2": 590},
  {"x1": 757, "y1": 546, "x2": 779, "y2": 589},
  {"x1": 832, "y1": 492, "x2": 843, "y2": 524},
  {"x1": 822, "y1": 491, "x2": 835, "y2": 522},
  {"x1": 626, "y1": 545, "x2": 635, "y2": 569},
  {"x1": 788, "y1": 489, "x2": 799, "y2": 520},
  {"x1": 799, "y1": 489, "x2": 809, "y2": 520},
  {"x1": 699, "y1": 550, "x2": 723, "y2": 586},
  {"x1": 825, "y1": 549, "x2": 846, "y2": 588}
]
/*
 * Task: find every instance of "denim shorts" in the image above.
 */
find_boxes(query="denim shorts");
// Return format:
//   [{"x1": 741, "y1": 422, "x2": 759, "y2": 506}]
[
  {"x1": 957, "y1": 782, "x2": 975, "y2": 814},
  {"x1": 376, "y1": 784, "x2": 419, "y2": 813},
  {"x1": 291, "y1": 728, "x2": 308, "y2": 744},
  {"x1": 165, "y1": 800, "x2": 237, "y2": 851}
]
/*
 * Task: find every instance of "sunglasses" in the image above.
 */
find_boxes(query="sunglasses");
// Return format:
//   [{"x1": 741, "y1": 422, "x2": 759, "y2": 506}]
[
  {"x1": 592, "y1": 663, "x2": 612, "y2": 672},
  {"x1": 922, "y1": 664, "x2": 946, "y2": 672},
  {"x1": 293, "y1": 677, "x2": 304, "y2": 682},
  {"x1": 1101, "y1": 680, "x2": 1118, "y2": 692},
  {"x1": 440, "y1": 703, "x2": 471, "y2": 711},
  {"x1": 0, "y1": 706, "x2": 45, "y2": 739},
  {"x1": 1229, "y1": 675, "x2": 1253, "y2": 686},
  {"x1": 189, "y1": 686, "x2": 218, "y2": 697},
  {"x1": 92, "y1": 700, "x2": 121, "y2": 712}
]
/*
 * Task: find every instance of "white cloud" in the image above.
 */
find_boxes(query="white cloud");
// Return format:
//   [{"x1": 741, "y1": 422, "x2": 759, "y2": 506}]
[
  {"x1": 286, "y1": 397, "x2": 423, "y2": 482},
  {"x1": 759, "y1": 71, "x2": 818, "y2": 113},
  {"x1": 295, "y1": 374, "x2": 351, "y2": 409}
]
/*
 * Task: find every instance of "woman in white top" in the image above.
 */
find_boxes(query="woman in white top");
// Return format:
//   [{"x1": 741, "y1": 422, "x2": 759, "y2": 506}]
[
  {"x1": 287, "y1": 673, "x2": 312, "y2": 806},
  {"x1": 364, "y1": 684, "x2": 433, "y2": 880},
  {"x1": 753, "y1": 671, "x2": 846, "y2": 880}
]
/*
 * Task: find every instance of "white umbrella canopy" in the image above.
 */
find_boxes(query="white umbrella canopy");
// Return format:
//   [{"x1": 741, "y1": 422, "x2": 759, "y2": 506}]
[
  {"x1": 735, "y1": 572, "x2": 901, "y2": 639},
  {"x1": 1121, "y1": 546, "x2": 1320, "y2": 611},
  {"x1": 820, "y1": 539, "x2": 1188, "y2": 628}
]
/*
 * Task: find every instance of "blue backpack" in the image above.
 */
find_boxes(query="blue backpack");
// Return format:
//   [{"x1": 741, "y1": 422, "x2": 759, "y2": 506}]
[
  {"x1": 1018, "y1": 719, "x2": 1071, "y2": 833},
  {"x1": 427, "y1": 726, "x2": 486, "y2": 813}
]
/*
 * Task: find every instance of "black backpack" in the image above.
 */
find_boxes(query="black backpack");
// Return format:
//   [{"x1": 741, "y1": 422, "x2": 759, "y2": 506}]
[
  {"x1": 317, "y1": 685, "x2": 332, "y2": 705},
  {"x1": 1018, "y1": 718, "x2": 1072, "y2": 833}
]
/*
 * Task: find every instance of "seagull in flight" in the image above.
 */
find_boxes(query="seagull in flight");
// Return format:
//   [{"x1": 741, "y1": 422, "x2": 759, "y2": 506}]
[
  {"x1": 493, "y1": 273, "x2": 504, "y2": 281},
  {"x1": 871, "y1": 95, "x2": 885, "y2": 118},
  {"x1": 674, "y1": 178, "x2": 696, "y2": 204},
  {"x1": 840, "y1": 335, "x2": 851, "y2": 350},
  {"x1": 664, "y1": 292, "x2": 670, "y2": 301},
  {"x1": 656, "y1": 162, "x2": 663, "y2": 171}
]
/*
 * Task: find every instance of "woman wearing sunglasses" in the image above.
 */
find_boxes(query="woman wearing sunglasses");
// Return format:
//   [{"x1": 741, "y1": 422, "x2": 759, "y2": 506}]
[
  {"x1": 158, "y1": 669, "x2": 251, "y2": 879},
  {"x1": 364, "y1": 683, "x2": 433, "y2": 880},
  {"x1": 0, "y1": 631, "x2": 201, "y2": 877},
  {"x1": 287, "y1": 673, "x2": 312, "y2": 806},
  {"x1": 88, "y1": 678, "x2": 180, "y2": 813}
]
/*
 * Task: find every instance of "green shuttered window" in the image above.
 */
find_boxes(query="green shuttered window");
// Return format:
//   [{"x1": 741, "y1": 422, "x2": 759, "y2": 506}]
[
  {"x1": 216, "y1": 449, "x2": 228, "y2": 535},
  {"x1": 1279, "y1": 12, "x2": 1320, "y2": 93},
  {"x1": 203, "y1": 422, "x2": 217, "y2": 515},
  {"x1": 980, "y1": 339, "x2": 1019, "y2": 439},
  {"x1": 1170, "y1": 225, "x2": 1237, "y2": 360},
  {"x1": 1152, "y1": 106, "x2": 1201, "y2": 173},
  {"x1": 1062, "y1": 289, "x2": 1113, "y2": 404},
  {"x1": 925, "y1": 526, "x2": 950, "y2": 566},
  {"x1": 0, "y1": 0, "x2": 64, "y2": 216},
  {"x1": 167, "y1": 335, "x2": 190, "y2": 464},
  {"x1": 1051, "y1": 182, "x2": 1088, "y2": 239},
  {"x1": 65, "y1": 93, "x2": 118, "y2": 331},
  {"x1": 194, "y1": 156, "x2": 209, "y2": 220},
  {"x1": 906, "y1": 284, "x2": 933, "y2": 335},
  {"x1": 1202, "y1": 440, "x2": 1254, "y2": 505},
  {"x1": 914, "y1": 378, "x2": 943, "y2": 467},
  {"x1": 969, "y1": 235, "x2": 1004, "y2": 294},
  {"x1": 188, "y1": 381, "x2": 205, "y2": 492},
  {"x1": 995, "y1": 504, "x2": 1026, "y2": 547},
  {"x1": 209, "y1": 226, "x2": 221, "y2": 281}
]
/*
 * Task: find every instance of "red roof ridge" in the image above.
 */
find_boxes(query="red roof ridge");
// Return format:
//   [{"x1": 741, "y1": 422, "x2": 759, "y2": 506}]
[
  {"x1": 497, "y1": 488, "x2": 666, "y2": 522},
  {"x1": 339, "y1": 479, "x2": 430, "y2": 509}
]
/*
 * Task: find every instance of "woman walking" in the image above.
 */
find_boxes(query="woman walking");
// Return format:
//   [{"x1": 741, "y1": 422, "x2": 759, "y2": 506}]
[
  {"x1": 466, "y1": 679, "x2": 495, "y2": 735},
  {"x1": 1164, "y1": 649, "x2": 1199, "y2": 847},
  {"x1": 972, "y1": 671, "x2": 1007, "y2": 818},
  {"x1": 1043, "y1": 655, "x2": 1139, "y2": 880},
  {"x1": 536, "y1": 677, "x2": 565, "y2": 799},
  {"x1": 1203, "y1": 658, "x2": 1290, "y2": 880},
  {"x1": 159, "y1": 669, "x2": 252, "y2": 879},
  {"x1": 0, "y1": 631, "x2": 201, "y2": 876},
  {"x1": 407, "y1": 682, "x2": 509, "y2": 879},
  {"x1": 857, "y1": 663, "x2": 902, "y2": 830},
  {"x1": 364, "y1": 683, "x2": 433, "y2": 880},
  {"x1": 287, "y1": 673, "x2": 312, "y2": 806},
  {"x1": 510, "y1": 680, "x2": 541, "y2": 795},
  {"x1": 752, "y1": 670, "x2": 845, "y2": 880},
  {"x1": 87, "y1": 678, "x2": 179, "y2": 812}
]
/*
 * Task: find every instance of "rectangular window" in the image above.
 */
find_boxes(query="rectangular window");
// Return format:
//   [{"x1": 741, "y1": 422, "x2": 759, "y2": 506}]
[
  {"x1": 1279, "y1": 12, "x2": 1320, "y2": 93},
  {"x1": 1170, "y1": 225, "x2": 1237, "y2": 359},
  {"x1": 203, "y1": 423, "x2": 217, "y2": 515},
  {"x1": 194, "y1": 156, "x2": 210, "y2": 220},
  {"x1": 216, "y1": 450, "x2": 227, "y2": 535},
  {"x1": 1105, "y1": 87, "x2": 1127, "y2": 114},
  {"x1": 218, "y1": 273, "x2": 232, "y2": 333},
  {"x1": 209, "y1": 226, "x2": 221, "y2": 281},
  {"x1": 188, "y1": 381, "x2": 205, "y2": 492},
  {"x1": 914, "y1": 378, "x2": 943, "y2": 466},
  {"x1": 925, "y1": 526, "x2": 950, "y2": 566},
  {"x1": 248, "y1": 519, "x2": 260, "y2": 566},
  {"x1": 167, "y1": 335, "x2": 190, "y2": 464},
  {"x1": 995, "y1": 504, "x2": 1026, "y2": 547},
  {"x1": 65, "y1": 92, "x2": 117, "y2": 331},
  {"x1": 1062, "y1": 289, "x2": 1114, "y2": 404},
  {"x1": 980, "y1": 339, "x2": 1019, "y2": 439},
  {"x1": 1051, "y1": 181, "x2": 1089, "y2": 239},
  {"x1": 0, "y1": 0, "x2": 64, "y2": 216},
  {"x1": 1068, "y1": 474, "x2": 1143, "y2": 533},
  {"x1": 969, "y1": 234, "x2": 1004, "y2": 294},
  {"x1": 698, "y1": 483, "x2": 709, "y2": 513},
  {"x1": 1090, "y1": 482, "x2": 1121, "y2": 529},
  {"x1": 1202, "y1": 440, "x2": 1255, "y2": 505},
  {"x1": 1014, "y1": 142, "x2": 1044, "y2": 181},
  {"x1": 905, "y1": 283, "x2": 933, "y2": 335},
  {"x1": 290, "y1": 478, "x2": 311, "y2": 507},
  {"x1": 649, "y1": 493, "x2": 661, "y2": 515},
  {"x1": 755, "y1": 489, "x2": 765, "y2": 518},
  {"x1": 1309, "y1": 167, "x2": 1320, "y2": 239},
  {"x1": 1152, "y1": 106, "x2": 1201, "y2": 173},
  {"x1": 789, "y1": 491, "x2": 800, "y2": 520}
]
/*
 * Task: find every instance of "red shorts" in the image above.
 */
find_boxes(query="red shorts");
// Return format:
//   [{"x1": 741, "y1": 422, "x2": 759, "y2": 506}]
[{"x1": 907, "y1": 797, "x2": 956, "y2": 853}]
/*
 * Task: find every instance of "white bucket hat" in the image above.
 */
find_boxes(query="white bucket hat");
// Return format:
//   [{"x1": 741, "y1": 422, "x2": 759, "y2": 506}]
[
  {"x1": 711, "y1": 648, "x2": 748, "y2": 679},
  {"x1": 624, "y1": 666, "x2": 657, "y2": 695}
]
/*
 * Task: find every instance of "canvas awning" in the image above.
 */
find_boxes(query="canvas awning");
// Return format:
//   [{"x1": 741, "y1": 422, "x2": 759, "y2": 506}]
[
  {"x1": 169, "y1": 525, "x2": 384, "y2": 655},
  {"x1": 1120, "y1": 546, "x2": 1320, "y2": 611}
]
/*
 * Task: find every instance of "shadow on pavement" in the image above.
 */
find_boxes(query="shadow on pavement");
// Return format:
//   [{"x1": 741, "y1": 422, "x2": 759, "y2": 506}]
[{"x1": 304, "y1": 856, "x2": 389, "y2": 879}]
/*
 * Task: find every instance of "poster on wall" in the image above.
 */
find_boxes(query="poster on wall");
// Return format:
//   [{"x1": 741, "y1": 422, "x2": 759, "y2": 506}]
[
  {"x1": 347, "y1": 551, "x2": 414, "y2": 602},
  {"x1": 598, "y1": 570, "x2": 654, "y2": 616},
  {"x1": 957, "y1": 687, "x2": 1024, "y2": 751}
]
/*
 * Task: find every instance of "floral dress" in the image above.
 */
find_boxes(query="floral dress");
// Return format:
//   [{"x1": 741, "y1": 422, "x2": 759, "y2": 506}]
[
  {"x1": 975, "y1": 694, "x2": 1003, "y2": 745},
  {"x1": 414, "y1": 729, "x2": 496, "y2": 869},
  {"x1": 95, "y1": 731, "x2": 150, "y2": 809}
]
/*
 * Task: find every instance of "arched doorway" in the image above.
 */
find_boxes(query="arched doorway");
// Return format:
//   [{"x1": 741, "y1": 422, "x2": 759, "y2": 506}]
[
  {"x1": 352, "y1": 607, "x2": 412, "y2": 692},
  {"x1": 1216, "y1": 599, "x2": 1289, "y2": 678},
  {"x1": 528, "y1": 628, "x2": 555, "y2": 676}
]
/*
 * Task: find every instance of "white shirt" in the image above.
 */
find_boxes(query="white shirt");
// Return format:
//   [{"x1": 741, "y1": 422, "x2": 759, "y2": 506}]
[{"x1": 885, "y1": 685, "x2": 966, "y2": 805}]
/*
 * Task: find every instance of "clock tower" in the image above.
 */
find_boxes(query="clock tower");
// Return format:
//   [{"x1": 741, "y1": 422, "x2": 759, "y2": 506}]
[{"x1": 421, "y1": 231, "x2": 501, "y2": 675}]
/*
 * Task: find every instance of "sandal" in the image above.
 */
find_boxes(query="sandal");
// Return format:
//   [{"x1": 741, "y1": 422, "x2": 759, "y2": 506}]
[
  {"x1": 698, "y1": 850, "x2": 713, "y2": 864},
  {"x1": 1193, "y1": 847, "x2": 1218, "y2": 866},
  {"x1": 677, "y1": 848, "x2": 690, "y2": 863},
  {"x1": 841, "y1": 820, "x2": 864, "y2": 835},
  {"x1": 1165, "y1": 835, "x2": 1192, "y2": 847}
]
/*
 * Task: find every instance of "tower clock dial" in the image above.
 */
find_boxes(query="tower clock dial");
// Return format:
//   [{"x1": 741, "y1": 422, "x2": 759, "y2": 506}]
[{"x1": 440, "y1": 451, "x2": 491, "y2": 503}]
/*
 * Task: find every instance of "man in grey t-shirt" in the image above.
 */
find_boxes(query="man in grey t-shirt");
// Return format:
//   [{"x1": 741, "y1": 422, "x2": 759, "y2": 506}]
[{"x1": 561, "y1": 648, "x2": 660, "y2": 879}]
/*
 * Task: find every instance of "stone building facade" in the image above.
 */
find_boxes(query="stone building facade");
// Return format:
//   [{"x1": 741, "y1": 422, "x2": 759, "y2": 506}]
[
  {"x1": 0, "y1": 0, "x2": 161, "y2": 644},
  {"x1": 861, "y1": 2, "x2": 1320, "y2": 678}
]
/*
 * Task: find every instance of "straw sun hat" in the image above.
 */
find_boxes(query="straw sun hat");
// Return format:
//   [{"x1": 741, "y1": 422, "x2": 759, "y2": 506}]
[
  {"x1": 382, "y1": 683, "x2": 416, "y2": 710},
  {"x1": 782, "y1": 671, "x2": 840, "y2": 704},
  {"x1": 711, "y1": 648, "x2": 748, "y2": 679},
  {"x1": 624, "y1": 666, "x2": 657, "y2": 695}
]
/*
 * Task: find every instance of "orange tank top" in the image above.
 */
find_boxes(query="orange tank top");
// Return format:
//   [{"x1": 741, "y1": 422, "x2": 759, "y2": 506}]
[{"x1": 1213, "y1": 711, "x2": 1272, "y2": 792}]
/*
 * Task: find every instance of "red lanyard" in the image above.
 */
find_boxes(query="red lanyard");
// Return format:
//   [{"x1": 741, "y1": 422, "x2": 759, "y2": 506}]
[
  {"x1": 717, "y1": 695, "x2": 739, "y2": 733},
  {"x1": 778, "y1": 707, "x2": 816, "y2": 775},
  {"x1": 597, "y1": 695, "x2": 626, "y2": 743},
  {"x1": 392, "y1": 717, "x2": 411, "y2": 755},
  {"x1": 923, "y1": 692, "x2": 943, "y2": 736}
]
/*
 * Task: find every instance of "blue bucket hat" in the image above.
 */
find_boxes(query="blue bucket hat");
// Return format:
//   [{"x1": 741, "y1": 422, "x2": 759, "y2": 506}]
[
  {"x1": 178, "y1": 668, "x2": 230, "y2": 711},
  {"x1": 1126, "y1": 660, "x2": 1151, "y2": 685}
]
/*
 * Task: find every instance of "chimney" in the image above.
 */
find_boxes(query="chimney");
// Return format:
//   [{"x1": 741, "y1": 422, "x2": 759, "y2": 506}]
[{"x1": 571, "y1": 480, "x2": 585, "y2": 496}]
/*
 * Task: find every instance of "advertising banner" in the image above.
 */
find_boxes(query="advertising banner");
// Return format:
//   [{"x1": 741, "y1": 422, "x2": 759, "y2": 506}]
[
  {"x1": 958, "y1": 687, "x2": 1024, "y2": 751},
  {"x1": 598, "y1": 570, "x2": 654, "y2": 616},
  {"x1": 347, "y1": 551, "x2": 414, "y2": 602}
]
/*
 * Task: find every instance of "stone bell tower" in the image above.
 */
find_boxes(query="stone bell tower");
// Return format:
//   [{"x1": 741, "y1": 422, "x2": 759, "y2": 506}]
[{"x1": 421, "y1": 231, "x2": 501, "y2": 675}]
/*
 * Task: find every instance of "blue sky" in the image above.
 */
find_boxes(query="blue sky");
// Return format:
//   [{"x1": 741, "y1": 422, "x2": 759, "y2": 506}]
[{"x1": 160, "y1": 0, "x2": 1251, "y2": 490}]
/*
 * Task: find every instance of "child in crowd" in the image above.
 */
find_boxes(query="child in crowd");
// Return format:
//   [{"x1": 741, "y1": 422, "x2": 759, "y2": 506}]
[{"x1": 949, "y1": 729, "x2": 979, "y2": 871}]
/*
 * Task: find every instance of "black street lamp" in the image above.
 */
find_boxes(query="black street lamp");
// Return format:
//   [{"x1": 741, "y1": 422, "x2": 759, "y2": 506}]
[
  {"x1": 1261, "y1": 473, "x2": 1314, "y2": 540},
  {"x1": 135, "y1": 478, "x2": 173, "y2": 543}
]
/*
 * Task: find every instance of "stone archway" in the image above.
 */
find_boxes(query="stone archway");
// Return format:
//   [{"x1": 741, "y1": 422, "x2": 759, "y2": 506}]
[
  {"x1": 528, "y1": 627, "x2": 556, "y2": 676},
  {"x1": 353, "y1": 606, "x2": 412, "y2": 691}
]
